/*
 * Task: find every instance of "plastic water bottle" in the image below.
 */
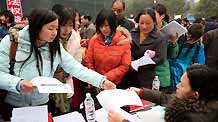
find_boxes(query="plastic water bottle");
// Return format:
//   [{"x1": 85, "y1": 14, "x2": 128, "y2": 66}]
[
  {"x1": 152, "y1": 76, "x2": 160, "y2": 91},
  {"x1": 84, "y1": 93, "x2": 96, "y2": 122}
]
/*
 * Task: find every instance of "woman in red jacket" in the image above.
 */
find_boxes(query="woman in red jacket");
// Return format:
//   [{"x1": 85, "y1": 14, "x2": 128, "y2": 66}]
[{"x1": 86, "y1": 8, "x2": 131, "y2": 85}]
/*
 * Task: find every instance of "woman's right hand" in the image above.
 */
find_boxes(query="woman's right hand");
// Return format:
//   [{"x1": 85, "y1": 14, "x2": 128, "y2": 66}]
[
  {"x1": 102, "y1": 79, "x2": 116, "y2": 90},
  {"x1": 20, "y1": 80, "x2": 37, "y2": 93}
]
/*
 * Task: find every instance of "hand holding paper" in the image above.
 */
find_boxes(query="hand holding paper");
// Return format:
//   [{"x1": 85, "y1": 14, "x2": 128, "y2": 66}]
[
  {"x1": 96, "y1": 89, "x2": 142, "y2": 122},
  {"x1": 96, "y1": 89, "x2": 143, "y2": 110},
  {"x1": 145, "y1": 50, "x2": 156, "y2": 58},
  {"x1": 96, "y1": 89, "x2": 165, "y2": 122},
  {"x1": 20, "y1": 80, "x2": 37, "y2": 93},
  {"x1": 160, "y1": 20, "x2": 187, "y2": 38},
  {"x1": 102, "y1": 79, "x2": 116, "y2": 90},
  {"x1": 131, "y1": 50, "x2": 156, "y2": 71}
]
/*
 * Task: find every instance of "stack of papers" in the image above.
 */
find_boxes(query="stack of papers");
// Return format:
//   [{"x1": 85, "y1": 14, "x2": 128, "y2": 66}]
[
  {"x1": 11, "y1": 105, "x2": 48, "y2": 122},
  {"x1": 53, "y1": 112, "x2": 85, "y2": 122},
  {"x1": 31, "y1": 76, "x2": 73, "y2": 93}
]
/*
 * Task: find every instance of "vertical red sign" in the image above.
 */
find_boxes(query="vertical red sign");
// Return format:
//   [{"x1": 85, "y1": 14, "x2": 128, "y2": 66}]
[{"x1": 6, "y1": 0, "x2": 23, "y2": 24}]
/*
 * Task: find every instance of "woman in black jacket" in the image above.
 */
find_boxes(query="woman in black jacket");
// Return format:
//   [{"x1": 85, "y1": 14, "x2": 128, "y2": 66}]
[
  {"x1": 108, "y1": 64, "x2": 218, "y2": 122},
  {"x1": 120, "y1": 8, "x2": 166, "y2": 89}
]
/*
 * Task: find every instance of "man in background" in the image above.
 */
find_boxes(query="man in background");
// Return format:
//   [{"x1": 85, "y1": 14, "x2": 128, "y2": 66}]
[{"x1": 111, "y1": 0, "x2": 135, "y2": 31}]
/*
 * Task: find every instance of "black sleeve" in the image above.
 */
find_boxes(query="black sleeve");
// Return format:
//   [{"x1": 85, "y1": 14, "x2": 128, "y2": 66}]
[
  {"x1": 141, "y1": 88, "x2": 173, "y2": 106},
  {"x1": 152, "y1": 36, "x2": 167, "y2": 65},
  {"x1": 202, "y1": 32, "x2": 211, "y2": 53}
]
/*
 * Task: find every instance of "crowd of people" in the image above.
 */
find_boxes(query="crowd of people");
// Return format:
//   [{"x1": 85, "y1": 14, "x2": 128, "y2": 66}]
[{"x1": 0, "y1": 0, "x2": 218, "y2": 121}]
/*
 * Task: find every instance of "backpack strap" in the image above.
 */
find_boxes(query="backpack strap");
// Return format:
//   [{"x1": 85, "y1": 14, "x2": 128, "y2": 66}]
[
  {"x1": 9, "y1": 32, "x2": 18, "y2": 75},
  {"x1": 0, "y1": 32, "x2": 18, "y2": 104}
]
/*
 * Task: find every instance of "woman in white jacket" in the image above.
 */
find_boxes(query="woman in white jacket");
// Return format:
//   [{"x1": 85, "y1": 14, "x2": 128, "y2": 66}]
[{"x1": 0, "y1": 8, "x2": 115, "y2": 121}]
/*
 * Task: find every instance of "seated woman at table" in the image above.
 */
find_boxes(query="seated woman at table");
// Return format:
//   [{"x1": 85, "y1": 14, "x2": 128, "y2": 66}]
[{"x1": 108, "y1": 64, "x2": 218, "y2": 122}]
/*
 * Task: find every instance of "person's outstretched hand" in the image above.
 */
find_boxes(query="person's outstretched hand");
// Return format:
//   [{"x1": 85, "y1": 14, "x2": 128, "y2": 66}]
[
  {"x1": 102, "y1": 79, "x2": 116, "y2": 90},
  {"x1": 127, "y1": 87, "x2": 141, "y2": 95},
  {"x1": 20, "y1": 80, "x2": 37, "y2": 93}
]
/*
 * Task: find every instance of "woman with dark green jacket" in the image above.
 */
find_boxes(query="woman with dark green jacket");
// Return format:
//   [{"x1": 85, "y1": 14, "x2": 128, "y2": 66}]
[{"x1": 154, "y1": 4, "x2": 179, "y2": 89}]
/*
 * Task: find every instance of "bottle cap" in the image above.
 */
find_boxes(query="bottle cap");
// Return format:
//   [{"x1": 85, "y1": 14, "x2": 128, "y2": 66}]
[{"x1": 86, "y1": 93, "x2": 91, "y2": 98}]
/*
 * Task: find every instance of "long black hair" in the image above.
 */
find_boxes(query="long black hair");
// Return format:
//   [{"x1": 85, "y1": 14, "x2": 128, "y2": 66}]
[
  {"x1": 20, "y1": 9, "x2": 61, "y2": 75},
  {"x1": 153, "y1": 3, "x2": 167, "y2": 17},
  {"x1": 57, "y1": 9, "x2": 72, "y2": 27},
  {"x1": 71, "y1": 8, "x2": 80, "y2": 30}
]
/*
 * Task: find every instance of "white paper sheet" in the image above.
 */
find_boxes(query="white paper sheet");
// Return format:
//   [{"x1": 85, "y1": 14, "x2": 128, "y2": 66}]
[
  {"x1": 37, "y1": 83, "x2": 73, "y2": 93},
  {"x1": 131, "y1": 52, "x2": 155, "y2": 71},
  {"x1": 31, "y1": 76, "x2": 73, "y2": 93},
  {"x1": 11, "y1": 105, "x2": 48, "y2": 122},
  {"x1": 31, "y1": 76, "x2": 62, "y2": 86},
  {"x1": 96, "y1": 89, "x2": 165, "y2": 122},
  {"x1": 96, "y1": 89, "x2": 143, "y2": 111},
  {"x1": 95, "y1": 108, "x2": 108, "y2": 122},
  {"x1": 160, "y1": 20, "x2": 187, "y2": 38},
  {"x1": 53, "y1": 112, "x2": 86, "y2": 122},
  {"x1": 96, "y1": 89, "x2": 142, "y2": 122},
  {"x1": 11, "y1": 117, "x2": 44, "y2": 122}
]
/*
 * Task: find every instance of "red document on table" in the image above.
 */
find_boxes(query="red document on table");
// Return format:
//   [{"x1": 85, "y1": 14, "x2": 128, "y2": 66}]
[{"x1": 129, "y1": 99, "x2": 155, "y2": 112}]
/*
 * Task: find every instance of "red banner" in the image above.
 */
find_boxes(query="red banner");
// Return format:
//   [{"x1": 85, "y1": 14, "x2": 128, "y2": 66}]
[{"x1": 6, "y1": 0, "x2": 23, "y2": 24}]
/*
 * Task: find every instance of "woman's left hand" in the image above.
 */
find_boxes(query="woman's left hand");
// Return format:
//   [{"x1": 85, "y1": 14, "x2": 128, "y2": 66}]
[
  {"x1": 108, "y1": 110, "x2": 126, "y2": 122},
  {"x1": 102, "y1": 79, "x2": 116, "y2": 90}
]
